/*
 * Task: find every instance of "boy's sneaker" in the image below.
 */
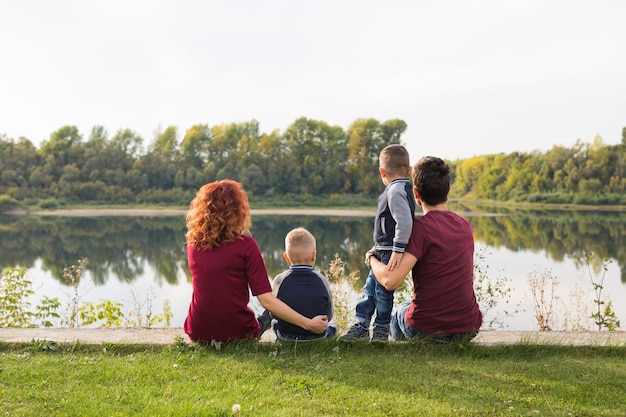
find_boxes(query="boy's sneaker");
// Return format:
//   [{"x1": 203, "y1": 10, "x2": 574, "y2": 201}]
[
  {"x1": 341, "y1": 323, "x2": 369, "y2": 340},
  {"x1": 371, "y1": 326, "x2": 389, "y2": 342}
]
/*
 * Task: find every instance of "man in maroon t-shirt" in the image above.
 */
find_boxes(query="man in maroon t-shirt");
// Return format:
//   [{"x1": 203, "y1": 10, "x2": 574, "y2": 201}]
[{"x1": 367, "y1": 156, "x2": 482, "y2": 342}]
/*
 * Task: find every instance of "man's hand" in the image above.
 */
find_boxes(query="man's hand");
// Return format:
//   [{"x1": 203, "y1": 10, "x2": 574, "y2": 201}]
[{"x1": 387, "y1": 251, "x2": 404, "y2": 271}]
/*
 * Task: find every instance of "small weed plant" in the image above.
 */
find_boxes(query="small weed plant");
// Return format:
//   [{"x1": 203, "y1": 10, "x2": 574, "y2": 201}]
[
  {"x1": 0, "y1": 266, "x2": 36, "y2": 327},
  {"x1": 1, "y1": 259, "x2": 172, "y2": 329},
  {"x1": 125, "y1": 284, "x2": 173, "y2": 328},
  {"x1": 62, "y1": 257, "x2": 90, "y2": 327},
  {"x1": 323, "y1": 253, "x2": 360, "y2": 332},
  {"x1": 563, "y1": 275, "x2": 594, "y2": 331},
  {"x1": 473, "y1": 246, "x2": 519, "y2": 329},
  {"x1": 79, "y1": 299, "x2": 125, "y2": 327},
  {"x1": 585, "y1": 252, "x2": 621, "y2": 331},
  {"x1": 525, "y1": 267, "x2": 561, "y2": 331},
  {"x1": 523, "y1": 252, "x2": 621, "y2": 332},
  {"x1": 0, "y1": 266, "x2": 60, "y2": 327}
]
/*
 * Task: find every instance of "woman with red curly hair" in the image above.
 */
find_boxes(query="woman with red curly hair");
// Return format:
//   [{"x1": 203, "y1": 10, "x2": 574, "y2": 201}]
[{"x1": 184, "y1": 180, "x2": 329, "y2": 343}]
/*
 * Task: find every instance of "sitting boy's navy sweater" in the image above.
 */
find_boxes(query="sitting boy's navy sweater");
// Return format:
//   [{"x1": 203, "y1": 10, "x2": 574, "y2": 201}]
[{"x1": 273, "y1": 265, "x2": 334, "y2": 337}]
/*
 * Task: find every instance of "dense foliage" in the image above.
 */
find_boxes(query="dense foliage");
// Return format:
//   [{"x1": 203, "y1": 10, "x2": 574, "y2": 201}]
[
  {"x1": 1, "y1": 120, "x2": 625, "y2": 207},
  {"x1": 450, "y1": 129, "x2": 626, "y2": 205},
  {"x1": 0, "y1": 118, "x2": 406, "y2": 207}
]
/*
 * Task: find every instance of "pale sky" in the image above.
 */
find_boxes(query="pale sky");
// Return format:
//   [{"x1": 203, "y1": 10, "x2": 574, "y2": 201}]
[{"x1": 1, "y1": 1, "x2": 625, "y2": 160}]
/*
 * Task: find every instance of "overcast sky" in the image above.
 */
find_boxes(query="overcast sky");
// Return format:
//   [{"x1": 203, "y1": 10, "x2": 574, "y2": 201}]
[{"x1": 1, "y1": 1, "x2": 625, "y2": 160}]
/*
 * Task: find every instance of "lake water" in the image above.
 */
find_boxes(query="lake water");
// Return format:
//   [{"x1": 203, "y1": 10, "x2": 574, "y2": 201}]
[{"x1": 1, "y1": 206, "x2": 625, "y2": 331}]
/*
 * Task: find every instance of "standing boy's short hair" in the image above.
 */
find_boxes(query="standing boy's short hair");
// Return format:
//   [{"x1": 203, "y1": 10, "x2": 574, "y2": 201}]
[
  {"x1": 412, "y1": 156, "x2": 451, "y2": 205},
  {"x1": 285, "y1": 227, "x2": 316, "y2": 264},
  {"x1": 379, "y1": 144, "x2": 411, "y2": 177}
]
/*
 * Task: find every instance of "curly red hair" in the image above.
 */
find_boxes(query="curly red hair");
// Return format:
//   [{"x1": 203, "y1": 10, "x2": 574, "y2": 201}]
[{"x1": 185, "y1": 180, "x2": 252, "y2": 250}]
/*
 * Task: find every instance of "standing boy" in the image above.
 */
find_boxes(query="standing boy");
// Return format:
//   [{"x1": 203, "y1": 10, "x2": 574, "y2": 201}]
[
  {"x1": 258, "y1": 227, "x2": 337, "y2": 341},
  {"x1": 342, "y1": 144, "x2": 416, "y2": 342}
]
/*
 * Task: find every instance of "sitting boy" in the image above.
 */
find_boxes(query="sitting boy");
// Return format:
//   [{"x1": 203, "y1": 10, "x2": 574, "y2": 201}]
[{"x1": 258, "y1": 227, "x2": 337, "y2": 341}]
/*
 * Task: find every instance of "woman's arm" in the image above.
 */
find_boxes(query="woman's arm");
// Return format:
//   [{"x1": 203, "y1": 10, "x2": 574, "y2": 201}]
[
  {"x1": 257, "y1": 292, "x2": 329, "y2": 334},
  {"x1": 370, "y1": 251, "x2": 417, "y2": 291}
]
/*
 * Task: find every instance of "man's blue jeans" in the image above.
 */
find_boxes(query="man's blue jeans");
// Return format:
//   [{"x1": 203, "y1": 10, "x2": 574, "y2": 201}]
[
  {"x1": 391, "y1": 301, "x2": 479, "y2": 342},
  {"x1": 355, "y1": 251, "x2": 394, "y2": 328}
]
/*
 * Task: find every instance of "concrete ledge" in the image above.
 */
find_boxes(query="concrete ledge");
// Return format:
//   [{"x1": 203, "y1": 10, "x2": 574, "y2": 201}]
[
  {"x1": 1, "y1": 328, "x2": 625, "y2": 346},
  {"x1": 474, "y1": 330, "x2": 626, "y2": 346},
  {"x1": 0, "y1": 328, "x2": 187, "y2": 345}
]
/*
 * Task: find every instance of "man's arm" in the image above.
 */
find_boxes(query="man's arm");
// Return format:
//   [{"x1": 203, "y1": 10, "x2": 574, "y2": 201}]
[
  {"x1": 370, "y1": 250, "x2": 416, "y2": 291},
  {"x1": 257, "y1": 292, "x2": 329, "y2": 334}
]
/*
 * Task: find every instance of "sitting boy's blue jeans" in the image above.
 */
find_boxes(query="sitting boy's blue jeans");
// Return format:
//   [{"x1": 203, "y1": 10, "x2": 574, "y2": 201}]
[
  {"x1": 273, "y1": 322, "x2": 337, "y2": 342},
  {"x1": 355, "y1": 250, "x2": 394, "y2": 328},
  {"x1": 390, "y1": 301, "x2": 479, "y2": 342}
]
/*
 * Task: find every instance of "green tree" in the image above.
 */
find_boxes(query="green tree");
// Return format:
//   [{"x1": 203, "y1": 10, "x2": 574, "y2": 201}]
[
  {"x1": 582, "y1": 136, "x2": 612, "y2": 192},
  {"x1": 0, "y1": 136, "x2": 42, "y2": 198},
  {"x1": 257, "y1": 131, "x2": 286, "y2": 197},
  {"x1": 81, "y1": 126, "x2": 109, "y2": 183},
  {"x1": 345, "y1": 118, "x2": 405, "y2": 194},
  {"x1": 39, "y1": 126, "x2": 84, "y2": 181},
  {"x1": 181, "y1": 124, "x2": 211, "y2": 169},
  {"x1": 140, "y1": 126, "x2": 180, "y2": 190},
  {"x1": 283, "y1": 118, "x2": 345, "y2": 195}
]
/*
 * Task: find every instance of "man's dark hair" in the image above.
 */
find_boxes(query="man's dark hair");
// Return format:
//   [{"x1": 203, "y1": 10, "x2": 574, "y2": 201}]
[{"x1": 411, "y1": 156, "x2": 451, "y2": 205}]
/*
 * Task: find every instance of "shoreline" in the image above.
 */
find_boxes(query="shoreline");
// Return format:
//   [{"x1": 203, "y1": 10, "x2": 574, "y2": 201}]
[
  {"x1": 3, "y1": 208, "x2": 376, "y2": 217},
  {"x1": 3, "y1": 199, "x2": 625, "y2": 218},
  {"x1": 2, "y1": 207, "x2": 506, "y2": 218}
]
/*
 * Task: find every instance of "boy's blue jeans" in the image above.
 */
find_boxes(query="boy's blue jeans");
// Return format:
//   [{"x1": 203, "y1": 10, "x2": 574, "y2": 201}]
[
  {"x1": 273, "y1": 323, "x2": 337, "y2": 342},
  {"x1": 355, "y1": 250, "x2": 394, "y2": 329}
]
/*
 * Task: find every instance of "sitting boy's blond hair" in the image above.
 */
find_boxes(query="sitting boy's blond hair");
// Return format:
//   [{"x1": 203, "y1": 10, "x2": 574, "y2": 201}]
[{"x1": 284, "y1": 227, "x2": 316, "y2": 265}]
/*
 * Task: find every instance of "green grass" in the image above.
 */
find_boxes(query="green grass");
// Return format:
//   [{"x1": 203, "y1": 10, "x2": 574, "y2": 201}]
[{"x1": 2, "y1": 339, "x2": 625, "y2": 416}]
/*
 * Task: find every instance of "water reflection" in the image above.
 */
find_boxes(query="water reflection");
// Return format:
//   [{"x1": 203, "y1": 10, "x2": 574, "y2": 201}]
[
  {"x1": 466, "y1": 209, "x2": 626, "y2": 282},
  {"x1": 0, "y1": 216, "x2": 188, "y2": 286},
  {"x1": 1, "y1": 209, "x2": 625, "y2": 330},
  {"x1": 1, "y1": 209, "x2": 624, "y2": 286}
]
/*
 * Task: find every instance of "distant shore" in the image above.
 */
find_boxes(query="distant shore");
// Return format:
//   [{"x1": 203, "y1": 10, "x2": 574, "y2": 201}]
[
  {"x1": 3, "y1": 207, "x2": 375, "y2": 217},
  {"x1": 3, "y1": 199, "x2": 625, "y2": 218},
  {"x1": 2, "y1": 207, "x2": 509, "y2": 218}
]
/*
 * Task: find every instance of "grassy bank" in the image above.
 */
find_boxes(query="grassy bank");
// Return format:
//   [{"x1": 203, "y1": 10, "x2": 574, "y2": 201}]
[
  {"x1": 450, "y1": 199, "x2": 626, "y2": 213},
  {"x1": 2, "y1": 339, "x2": 625, "y2": 416},
  {"x1": 7, "y1": 198, "x2": 625, "y2": 216}
]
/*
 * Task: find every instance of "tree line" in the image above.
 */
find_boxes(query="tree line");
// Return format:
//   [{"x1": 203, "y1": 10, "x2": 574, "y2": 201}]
[
  {"x1": 1, "y1": 119, "x2": 625, "y2": 208},
  {"x1": 451, "y1": 129, "x2": 626, "y2": 205},
  {"x1": 0, "y1": 118, "x2": 406, "y2": 208}
]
